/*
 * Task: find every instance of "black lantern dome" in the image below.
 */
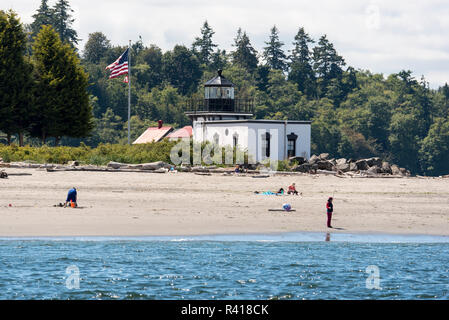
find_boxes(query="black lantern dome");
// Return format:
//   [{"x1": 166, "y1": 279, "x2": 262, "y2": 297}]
[
  {"x1": 185, "y1": 69, "x2": 253, "y2": 120},
  {"x1": 204, "y1": 70, "x2": 235, "y2": 111}
]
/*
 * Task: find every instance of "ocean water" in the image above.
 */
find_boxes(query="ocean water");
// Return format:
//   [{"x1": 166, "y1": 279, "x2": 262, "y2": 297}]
[{"x1": 0, "y1": 233, "x2": 448, "y2": 300}]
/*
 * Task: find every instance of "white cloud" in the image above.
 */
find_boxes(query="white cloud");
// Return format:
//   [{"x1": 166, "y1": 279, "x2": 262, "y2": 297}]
[{"x1": 4, "y1": 0, "x2": 449, "y2": 87}]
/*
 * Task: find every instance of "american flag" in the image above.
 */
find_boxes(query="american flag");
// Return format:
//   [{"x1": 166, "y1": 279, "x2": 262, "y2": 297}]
[{"x1": 106, "y1": 48, "x2": 129, "y2": 79}]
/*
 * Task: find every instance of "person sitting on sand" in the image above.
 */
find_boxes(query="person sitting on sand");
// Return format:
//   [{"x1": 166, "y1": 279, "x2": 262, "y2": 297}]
[
  {"x1": 287, "y1": 183, "x2": 299, "y2": 195},
  {"x1": 64, "y1": 187, "x2": 78, "y2": 208}
]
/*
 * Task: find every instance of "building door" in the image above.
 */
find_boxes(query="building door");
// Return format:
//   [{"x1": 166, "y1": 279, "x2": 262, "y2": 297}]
[{"x1": 287, "y1": 133, "x2": 298, "y2": 157}]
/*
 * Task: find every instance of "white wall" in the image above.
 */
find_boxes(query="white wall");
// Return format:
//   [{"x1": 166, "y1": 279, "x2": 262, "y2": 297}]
[{"x1": 192, "y1": 120, "x2": 311, "y2": 163}]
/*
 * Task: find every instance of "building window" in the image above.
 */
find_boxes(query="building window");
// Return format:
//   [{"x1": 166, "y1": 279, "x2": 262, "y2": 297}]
[
  {"x1": 213, "y1": 133, "x2": 219, "y2": 145},
  {"x1": 287, "y1": 132, "x2": 298, "y2": 157},
  {"x1": 233, "y1": 134, "x2": 238, "y2": 148},
  {"x1": 262, "y1": 132, "x2": 271, "y2": 158}
]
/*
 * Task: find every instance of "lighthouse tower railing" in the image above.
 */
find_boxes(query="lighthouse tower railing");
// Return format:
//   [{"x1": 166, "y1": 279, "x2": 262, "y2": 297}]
[{"x1": 186, "y1": 98, "x2": 254, "y2": 114}]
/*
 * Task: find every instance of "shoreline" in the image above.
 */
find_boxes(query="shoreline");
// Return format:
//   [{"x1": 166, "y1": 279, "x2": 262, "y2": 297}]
[
  {"x1": 1, "y1": 168, "x2": 448, "y2": 238},
  {"x1": 1, "y1": 231, "x2": 449, "y2": 243}
]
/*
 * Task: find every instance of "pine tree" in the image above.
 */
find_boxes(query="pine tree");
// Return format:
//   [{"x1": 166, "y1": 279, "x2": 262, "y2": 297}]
[
  {"x1": 231, "y1": 28, "x2": 258, "y2": 72},
  {"x1": 52, "y1": 0, "x2": 79, "y2": 46},
  {"x1": 192, "y1": 21, "x2": 217, "y2": 66},
  {"x1": 312, "y1": 35, "x2": 346, "y2": 97},
  {"x1": 288, "y1": 27, "x2": 316, "y2": 97},
  {"x1": 31, "y1": 25, "x2": 92, "y2": 144},
  {"x1": 263, "y1": 25, "x2": 287, "y2": 72},
  {"x1": 30, "y1": 0, "x2": 54, "y2": 38},
  {"x1": 0, "y1": 10, "x2": 34, "y2": 146}
]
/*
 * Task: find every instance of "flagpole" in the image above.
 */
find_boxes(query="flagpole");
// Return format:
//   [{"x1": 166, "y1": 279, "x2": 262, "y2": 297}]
[{"x1": 128, "y1": 40, "x2": 131, "y2": 145}]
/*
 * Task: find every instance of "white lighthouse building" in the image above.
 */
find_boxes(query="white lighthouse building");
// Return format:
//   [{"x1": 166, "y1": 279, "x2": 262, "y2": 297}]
[{"x1": 185, "y1": 70, "x2": 311, "y2": 163}]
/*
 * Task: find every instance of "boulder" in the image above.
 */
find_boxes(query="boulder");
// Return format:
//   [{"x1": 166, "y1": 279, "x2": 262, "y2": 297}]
[
  {"x1": 336, "y1": 158, "x2": 347, "y2": 166},
  {"x1": 308, "y1": 154, "x2": 320, "y2": 164},
  {"x1": 355, "y1": 159, "x2": 369, "y2": 171},
  {"x1": 349, "y1": 162, "x2": 358, "y2": 171},
  {"x1": 367, "y1": 166, "x2": 382, "y2": 174},
  {"x1": 294, "y1": 163, "x2": 311, "y2": 172},
  {"x1": 336, "y1": 163, "x2": 351, "y2": 172},
  {"x1": 319, "y1": 153, "x2": 329, "y2": 160},
  {"x1": 366, "y1": 157, "x2": 382, "y2": 167},
  {"x1": 381, "y1": 162, "x2": 392, "y2": 174},
  {"x1": 391, "y1": 164, "x2": 401, "y2": 175},
  {"x1": 68, "y1": 161, "x2": 79, "y2": 167},
  {"x1": 316, "y1": 160, "x2": 334, "y2": 171}
]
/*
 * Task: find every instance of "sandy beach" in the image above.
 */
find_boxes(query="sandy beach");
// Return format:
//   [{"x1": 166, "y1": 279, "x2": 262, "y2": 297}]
[{"x1": 0, "y1": 168, "x2": 448, "y2": 237}]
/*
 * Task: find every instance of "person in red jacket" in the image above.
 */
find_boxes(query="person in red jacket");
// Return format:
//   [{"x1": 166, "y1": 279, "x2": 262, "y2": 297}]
[{"x1": 326, "y1": 197, "x2": 333, "y2": 228}]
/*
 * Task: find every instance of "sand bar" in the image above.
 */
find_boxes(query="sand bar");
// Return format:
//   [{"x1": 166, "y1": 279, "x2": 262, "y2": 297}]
[{"x1": 0, "y1": 168, "x2": 448, "y2": 237}]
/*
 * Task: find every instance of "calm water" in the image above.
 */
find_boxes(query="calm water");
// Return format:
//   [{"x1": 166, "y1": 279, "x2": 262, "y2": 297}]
[{"x1": 0, "y1": 233, "x2": 448, "y2": 300}]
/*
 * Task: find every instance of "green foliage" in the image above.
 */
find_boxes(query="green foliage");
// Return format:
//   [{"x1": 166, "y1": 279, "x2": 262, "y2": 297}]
[
  {"x1": 0, "y1": 10, "x2": 33, "y2": 145},
  {"x1": 263, "y1": 25, "x2": 287, "y2": 72},
  {"x1": 192, "y1": 21, "x2": 217, "y2": 66},
  {"x1": 31, "y1": 25, "x2": 93, "y2": 143},
  {"x1": 6, "y1": 7, "x2": 449, "y2": 176},
  {"x1": 231, "y1": 28, "x2": 259, "y2": 72},
  {"x1": 0, "y1": 141, "x2": 178, "y2": 165}
]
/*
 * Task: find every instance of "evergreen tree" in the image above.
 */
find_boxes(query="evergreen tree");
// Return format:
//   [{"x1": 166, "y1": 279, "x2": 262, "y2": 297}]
[
  {"x1": 83, "y1": 32, "x2": 111, "y2": 64},
  {"x1": 0, "y1": 10, "x2": 34, "y2": 146},
  {"x1": 30, "y1": 0, "x2": 54, "y2": 38},
  {"x1": 312, "y1": 35, "x2": 346, "y2": 97},
  {"x1": 263, "y1": 25, "x2": 287, "y2": 72},
  {"x1": 192, "y1": 21, "x2": 217, "y2": 66},
  {"x1": 231, "y1": 28, "x2": 258, "y2": 72},
  {"x1": 288, "y1": 27, "x2": 316, "y2": 97},
  {"x1": 31, "y1": 25, "x2": 92, "y2": 144},
  {"x1": 162, "y1": 45, "x2": 202, "y2": 95},
  {"x1": 52, "y1": 0, "x2": 79, "y2": 46}
]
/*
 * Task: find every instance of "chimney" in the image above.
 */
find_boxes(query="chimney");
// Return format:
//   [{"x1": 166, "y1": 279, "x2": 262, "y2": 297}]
[{"x1": 158, "y1": 120, "x2": 163, "y2": 129}]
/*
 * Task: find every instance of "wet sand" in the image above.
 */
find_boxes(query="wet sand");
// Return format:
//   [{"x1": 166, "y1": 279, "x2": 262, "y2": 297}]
[{"x1": 0, "y1": 168, "x2": 448, "y2": 237}]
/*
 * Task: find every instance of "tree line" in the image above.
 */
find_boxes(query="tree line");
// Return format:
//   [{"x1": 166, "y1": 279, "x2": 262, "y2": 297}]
[{"x1": 1, "y1": 0, "x2": 449, "y2": 176}]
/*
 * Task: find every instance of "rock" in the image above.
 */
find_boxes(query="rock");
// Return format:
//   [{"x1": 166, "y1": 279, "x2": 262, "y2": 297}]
[
  {"x1": 0, "y1": 171, "x2": 7, "y2": 179},
  {"x1": 349, "y1": 162, "x2": 358, "y2": 171},
  {"x1": 294, "y1": 163, "x2": 311, "y2": 172},
  {"x1": 336, "y1": 158, "x2": 347, "y2": 166},
  {"x1": 366, "y1": 157, "x2": 382, "y2": 167},
  {"x1": 400, "y1": 168, "x2": 409, "y2": 176},
  {"x1": 289, "y1": 156, "x2": 306, "y2": 165},
  {"x1": 390, "y1": 164, "x2": 401, "y2": 175},
  {"x1": 355, "y1": 159, "x2": 369, "y2": 171},
  {"x1": 319, "y1": 153, "x2": 329, "y2": 160},
  {"x1": 316, "y1": 160, "x2": 334, "y2": 171},
  {"x1": 308, "y1": 154, "x2": 320, "y2": 164},
  {"x1": 367, "y1": 166, "x2": 382, "y2": 174},
  {"x1": 336, "y1": 163, "x2": 351, "y2": 172},
  {"x1": 381, "y1": 162, "x2": 392, "y2": 174},
  {"x1": 68, "y1": 161, "x2": 79, "y2": 167}
]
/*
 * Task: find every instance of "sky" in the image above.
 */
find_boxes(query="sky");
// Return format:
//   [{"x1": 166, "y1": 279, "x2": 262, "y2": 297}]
[{"x1": 4, "y1": 0, "x2": 449, "y2": 88}]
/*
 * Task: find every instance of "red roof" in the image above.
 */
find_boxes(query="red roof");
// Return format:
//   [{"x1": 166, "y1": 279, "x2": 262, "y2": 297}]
[
  {"x1": 133, "y1": 126, "x2": 173, "y2": 144},
  {"x1": 166, "y1": 126, "x2": 193, "y2": 139}
]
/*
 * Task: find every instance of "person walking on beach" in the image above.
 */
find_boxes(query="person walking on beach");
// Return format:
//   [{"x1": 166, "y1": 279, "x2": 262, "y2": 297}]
[
  {"x1": 64, "y1": 187, "x2": 77, "y2": 208},
  {"x1": 326, "y1": 197, "x2": 333, "y2": 228}
]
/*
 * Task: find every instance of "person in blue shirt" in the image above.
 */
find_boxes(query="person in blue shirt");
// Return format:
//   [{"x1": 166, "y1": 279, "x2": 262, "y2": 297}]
[{"x1": 64, "y1": 187, "x2": 77, "y2": 208}]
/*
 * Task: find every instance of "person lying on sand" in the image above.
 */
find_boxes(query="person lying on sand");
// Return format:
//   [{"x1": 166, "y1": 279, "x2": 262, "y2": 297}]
[
  {"x1": 64, "y1": 187, "x2": 78, "y2": 208},
  {"x1": 254, "y1": 188, "x2": 285, "y2": 195}
]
